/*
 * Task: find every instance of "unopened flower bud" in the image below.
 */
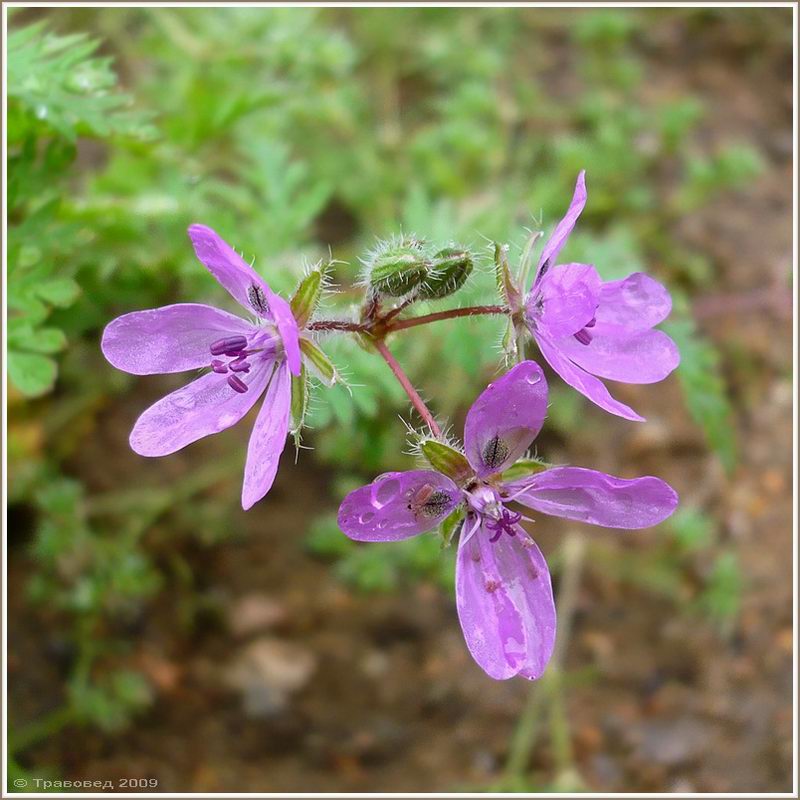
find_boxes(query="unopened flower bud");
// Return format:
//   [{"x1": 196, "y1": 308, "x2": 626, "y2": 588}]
[
  {"x1": 417, "y1": 247, "x2": 473, "y2": 300},
  {"x1": 368, "y1": 238, "x2": 429, "y2": 297}
]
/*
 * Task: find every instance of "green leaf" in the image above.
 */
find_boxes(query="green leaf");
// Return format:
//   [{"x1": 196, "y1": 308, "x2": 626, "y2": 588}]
[
  {"x1": 8, "y1": 22, "x2": 156, "y2": 143},
  {"x1": 9, "y1": 327, "x2": 67, "y2": 354},
  {"x1": 35, "y1": 278, "x2": 81, "y2": 307},
  {"x1": 664, "y1": 317, "x2": 737, "y2": 472},
  {"x1": 8, "y1": 350, "x2": 57, "y2": 397}
]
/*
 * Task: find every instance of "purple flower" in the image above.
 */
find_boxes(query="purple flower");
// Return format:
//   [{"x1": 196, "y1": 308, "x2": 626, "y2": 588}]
[
  {"x1": 337, "y1": 361, "x2": 678, "y2": 680},
  {"x1": 523, "y1": 171, "x2": 680, "y2": 421},
  {"x1": 102, "y1": 225, "x2": 303, "y2": 510}
]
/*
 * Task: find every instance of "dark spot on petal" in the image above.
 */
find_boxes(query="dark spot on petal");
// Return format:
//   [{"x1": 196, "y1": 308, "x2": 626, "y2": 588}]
[
  {"x1": 481, "y1": 435, "x2": 509, "y2": 470},
  {"x1": 414, "y1": 489, "x2": 453, "y2": 519},
  {"x1": 248, "y1": 284, "x2": 269, "y2": 315},
  {"x1": 485, "y1": 579, "x2": 499, "y2": 593},
  {"x1": 539, "y1": 258, "x2": 552, "y2": 279}
]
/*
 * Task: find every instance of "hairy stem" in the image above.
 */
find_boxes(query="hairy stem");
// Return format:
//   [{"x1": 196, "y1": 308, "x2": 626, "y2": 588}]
[
  {"x1": 389, "y1": 304, "x2": 507, "y2": 331},
  {"x1": 372, "y1": 339, "x2": 441, "y2": 437},
  {"x1": 307, "y1": 319, "x2": 366, "y2": 333}
]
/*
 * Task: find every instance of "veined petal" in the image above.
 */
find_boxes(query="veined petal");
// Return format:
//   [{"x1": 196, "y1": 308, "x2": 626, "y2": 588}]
[
  {"x1": 267, "y1": 291, "x2": 301, "y2": 376},
  {"x1": 102, "y1": 304, "x2": 253, "y2": 375},
  {"x1": 188, "y1": 224, "x2": 275, "y2": 318},
  {"x1": 456, "y1": 524, "x2": 556, "y2": 680},
  {"x1": 515, "y1": 466, "x2": 678, "y2": 529},
  {"x1": 129, "y1": 358, "x2": 271, "y2": 456},
  {"x1": 535, "y1": 333, "x2": 645, "y2": 422},
  {"x1": 594, "y1": 272, "x2": 672, "y2": 334},
  {"x1": 529, "y1": 263, "x2": 601, "y2": 338},
  {"x1": 338, "y1": 470, "x2": 460, "y2": 542},
  {"x1": 241, "y1": 362, "x2": 291, "y2": 510},
  {"x1": 534, "y1": 170, "x2": 587, "y2": 283},
  {"x1": 553, "y1": 328, "x2": 680, "y2": 384},
  {"x1": 464, "y1": 361, "x2": 549, "y2": 478}
]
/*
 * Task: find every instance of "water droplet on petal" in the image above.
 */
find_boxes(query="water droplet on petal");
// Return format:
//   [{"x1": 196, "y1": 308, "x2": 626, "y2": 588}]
[
  {"x1": 374, "y1": 478, "x2": 401, "y2": 506},
  {"x1": 359, "y1": 511, "x2": 376, "y2": 524}
]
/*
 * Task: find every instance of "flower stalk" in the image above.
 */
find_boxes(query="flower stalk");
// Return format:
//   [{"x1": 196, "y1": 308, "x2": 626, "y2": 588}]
[{"x1": 372, "y1": 338, "x2": 442, "y2": 438}]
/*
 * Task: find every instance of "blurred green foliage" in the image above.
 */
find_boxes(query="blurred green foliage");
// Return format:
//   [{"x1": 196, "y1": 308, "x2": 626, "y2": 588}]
[{"x1": 8, "y1": 6, "x2": 757, "y2": 766}]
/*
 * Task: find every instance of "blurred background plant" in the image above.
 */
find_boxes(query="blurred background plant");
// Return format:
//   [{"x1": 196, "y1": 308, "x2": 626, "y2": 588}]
[{"x1": 6, "y1": 5, "x2": 792, "y2": 793}]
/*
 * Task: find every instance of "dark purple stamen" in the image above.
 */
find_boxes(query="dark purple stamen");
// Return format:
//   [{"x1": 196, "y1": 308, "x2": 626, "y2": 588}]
[
  {"x1": 211, "y1": 359, "x2": 228, "y2": 374},
  {"x1": 585, "y1": 315, "x2": 596, "y2": 328},
  {"x1": 574, "y1": 328, "x2": 593, "y2": 346},
  {"x1": 486, "y1": 508, "x2": 522, "y2": 543},
  {"x1": 209, "y1": 336, "x2": 248, "y2": 356},
  {"x1": 227, "y1": 374, "x2": 248, "y2": 393},
  {"x1": 229, "y1": 357, "x2": 251, "y2": 373}
]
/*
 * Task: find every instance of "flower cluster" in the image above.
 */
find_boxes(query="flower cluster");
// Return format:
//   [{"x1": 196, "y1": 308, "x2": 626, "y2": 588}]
[{"x1": 103, "y1": 173, "x2": 679, "y2": 680}]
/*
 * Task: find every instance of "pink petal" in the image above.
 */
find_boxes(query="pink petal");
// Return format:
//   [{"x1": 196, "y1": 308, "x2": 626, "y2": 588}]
[
  {"x1": 188, "y1": 224, "x2": 275, "y2": 318},
  {"x1": 515, "y1": 466, "x2": 679, "y2": 529},
  {"x1": 129, "y1": 359, "x2": 272, "y2": 456},
  {"x1": 535, "y1": 333, "x2": 645, "y2": 422},
  {"x1": 102, "y1": 304, "x2": 253, "y2": 375},
  {"x1": 534, "y1": 170, "x2": 587, "y2": 283},
  {"x1": 265, "y1": 291, "x2": 301, "y2": 376},
  {"x1": 241, "y1": 362, "x2": 291, "y2": 509},
  {"x1": 529, "y1": 263, "x2": 601, "y2": 338},
  {"x1": 464, "y1": 361, "x2": 549, "y2": 478},
  {"x1": 594, "y1": 272, "x2": 672, "y2": 334},
  {"x1": 553, "y1": 328, "x2": 680, "y2": 384},
  {"x1": 456, "y1": 523, "x2": 556, "y2": 680},
  {"x1": 337, "y1": 470, "x2": 460, "y2": 542}
]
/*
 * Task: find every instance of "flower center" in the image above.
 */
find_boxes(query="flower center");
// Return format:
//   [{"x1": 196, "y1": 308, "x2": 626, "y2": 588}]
[
  {"x1": 485, "y1": 508, "x2": 522, "y2": 543},
  {"x1": 464, "y1": 484, "x2": 525, "y2": 545},
  {"x1": 208, "y1": 331, "x2": 279, "y2": 394}
]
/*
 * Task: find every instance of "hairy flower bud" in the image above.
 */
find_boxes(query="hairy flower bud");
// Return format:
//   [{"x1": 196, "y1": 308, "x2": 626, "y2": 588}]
[
  {"x1": 417, "y1": 247, "x2": 473, "y2": 300},
  {"x1": 367, "y1": 237, "x2": 429, "y2": 297}
]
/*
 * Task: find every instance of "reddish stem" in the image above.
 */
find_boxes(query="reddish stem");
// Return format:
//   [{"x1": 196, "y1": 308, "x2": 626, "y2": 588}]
[
  {"x1": 389, "y1": 304, "x2": 507, "y2": 331},
  {"x1": 307, "y1": 319, "x2": 366, "y2": 333},
  {"x1": 372, "y1": 339, "x2": 442, "y2": 438}
]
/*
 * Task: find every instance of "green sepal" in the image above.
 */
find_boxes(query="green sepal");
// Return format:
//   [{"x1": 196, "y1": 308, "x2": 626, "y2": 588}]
[
  {"x1": 494, "y1": 242, "x2": 521, "y2": 312},
  {"x1": 500, "y1": 318, "x2": 518, "y2": 362},
  {"x1": 299, "y1": 337, "x2": 338, "y2": 387},
  {"x1": 501, "y1": 457, "x2": 550, "y2": 483},
  {"x1": 290, "y1": 264, "x2": 328, "y2": 328},
  {"x1": 369, "y1": 238, "x2": 428, "y2": 297},
  {"x1": 417, "y1": 247, "x2": 473, "y2": 300},
  {"x1": 517, "y1": 229, "x2": 543, "y2": 294},
  {"x1": 438, "y1": 506, "x2": 465, "y2": 548},
  {"x1": 420, "y1": 439, "x2": 473, "y2": 486},
  {"x1": 290, "y1": 365, "x2": 308, "y2": 437}
]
